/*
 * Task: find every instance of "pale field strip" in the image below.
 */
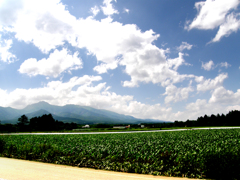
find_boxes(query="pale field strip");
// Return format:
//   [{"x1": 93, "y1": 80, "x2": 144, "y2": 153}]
[{"x1": 1, "y1": 127, "x2": 240, "y2": 135}]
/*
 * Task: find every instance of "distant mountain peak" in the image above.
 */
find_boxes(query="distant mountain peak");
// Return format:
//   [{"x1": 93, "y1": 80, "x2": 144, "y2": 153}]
[
  {"x1": 30, "y1": 101, "x2": 51, "y2": 106},
  {"x1": 0, "y1": 101, "x2": 169, "y2": 124},
  {"x1": 37, "y1": 101, "x2": 50, "y2": 104}
]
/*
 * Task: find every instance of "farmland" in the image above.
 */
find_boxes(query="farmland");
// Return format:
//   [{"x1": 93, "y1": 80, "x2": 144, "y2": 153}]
[{"x1": 0, "y1": 129, "x2": 240, "y2": 179}]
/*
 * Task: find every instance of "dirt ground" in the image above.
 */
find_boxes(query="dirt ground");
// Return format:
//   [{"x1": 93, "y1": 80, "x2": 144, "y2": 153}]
[{"x1": 0, "y1": 157, "x2": 199, "y2": 180}]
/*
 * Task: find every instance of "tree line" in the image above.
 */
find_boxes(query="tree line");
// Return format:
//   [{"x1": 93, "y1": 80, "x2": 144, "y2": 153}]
[
  {"x1": 111, "y1": 110, "x2": 240, "y2": 128},
  {"x1": 174, "y1": 110, "x2": 240, "y2": 127},
  {"x1": 0, "y1": 114, "x2": 77, "y2": 132},
  {"x1": 1, "y1": 110, "x2": 240, "y2": 132}
]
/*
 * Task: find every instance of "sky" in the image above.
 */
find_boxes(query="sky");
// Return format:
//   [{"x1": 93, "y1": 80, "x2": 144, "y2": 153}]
[{"x1": 0, "y1": 0, "x2": 240, "y2": 121}]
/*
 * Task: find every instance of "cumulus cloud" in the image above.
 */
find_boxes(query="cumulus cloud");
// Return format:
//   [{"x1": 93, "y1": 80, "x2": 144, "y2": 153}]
[
  {"x1": 186, "y1": 0, "x2": 240, "y2": 42},
  {"x1": 176, "y1": 99, "x2": 224, "y2": 120},
  {"x1": 0, "y1": 0, "x2": 195, "y2": 88},
  {"x1": 163, "y1": 84, "x2": 194, "y2": 104},
  {"x1": 201, "y1": 60, "x2": 214, "y2": 71},
  {"x1": 111, "y1": 101, "x2": 172, "y2": 120},
  {"x1": 74, "y1": 18, "x2": 160, "y2": 65},
  {"x1": 0, "y1": 35, "x2": 17, "y2": 63},
  {"x1": 101, "y1": 0, "x2": 119, "y2": 16},
  {"x1": 2, "y1": 0, "x2": 237, "y2": 122},
  {"x1": 121, "y1": 49, "x2": 194, "y2": 87},
  {"x1": 196, "y1": 73, "x2": 228, "y2": 92},
  {"x1": 201, "y1": 60, "x2": 231, "y2": 71},
  {"x1": 0, "y1": 75, "x2": 105, "y2": 108},
  {"x1": 226, "y1": 105, "x2": 240, "y2": 112},
  {"x1": 123, "y1": 8, "x2": 129, "y2": 13},
  {"x1": 0, "y1": 0, "x2": 24, "y2": 27},
  {"x1": 73, "y1": 16, "x2": 194, "y2": 87},
  {"x1": 210, "y1": 13, "x2": 240, "y2": 43},
  {"x1": 0, "y1": 75, "x2": 174, "y2": 121},
  {"x1": 173, "y1": 85, "x2": 240, "y2": 121},
  {"x1": 90, "y1": 6, "x2": 100, "y2": 17},
  {"x1": 219, "y1": 62, "x2": 231, "y2": 68},
  {"x1": 176, "y1": 42, "x2": 193, "y2": 52},
  {"x1": 93, "y1": 60, "x2": 119, "y2": 74},
  {"x1": 187, "y1": 0, "x2": 239, "y2": 30},
  {"x1": 73, "y1": 15, "x2": 194, "y2": 88},
  {"x1": 18, "y1": 48, "x2": 82, "y2": 78},
  {"x1": 0, "y1": 0, "x2": 77, "y2": 53},
  {"x1": 172, "y1": 95, "x2": 240, "y2": 121},
  {"x1": 209, "y1": 86, "x2": 240, "y2": 104}
]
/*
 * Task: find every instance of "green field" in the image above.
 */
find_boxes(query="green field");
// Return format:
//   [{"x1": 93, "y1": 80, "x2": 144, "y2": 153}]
[
  {"x1": 1, "y1": 129, "x2": 240, "y2": 179},
  {"x1": 6, "y1": 126, "x2": 239, "y2": 134}
]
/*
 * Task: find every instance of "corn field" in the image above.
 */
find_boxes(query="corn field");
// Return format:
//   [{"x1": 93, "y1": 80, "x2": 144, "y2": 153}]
[{"x1": 1, "y1": 129, "x2": 240, "y2": 179}]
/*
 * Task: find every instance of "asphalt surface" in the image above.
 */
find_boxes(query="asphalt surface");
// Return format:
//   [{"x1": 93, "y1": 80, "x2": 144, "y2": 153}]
[{"x1": 0, "y1": 157, "x2": 197, "y2": 180}]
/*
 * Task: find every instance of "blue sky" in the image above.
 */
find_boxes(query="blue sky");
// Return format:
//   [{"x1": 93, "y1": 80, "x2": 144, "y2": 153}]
[{"x1": 0, "y1": 0, "x2": 240, "y2": 121}]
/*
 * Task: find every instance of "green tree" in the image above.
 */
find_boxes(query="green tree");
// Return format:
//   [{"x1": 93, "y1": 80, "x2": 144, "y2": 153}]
[{"x1": 17, "y1": 115, "x2": 29, "y2": 131}]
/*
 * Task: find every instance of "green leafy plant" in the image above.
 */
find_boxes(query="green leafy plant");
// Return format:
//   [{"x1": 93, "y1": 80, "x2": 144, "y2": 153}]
[
  {"x1": 0, "y1": 137, "x2": 6, "y2": 153},
  {"x1": 1, "y1": 129, "x2": 240, "y2": 179}
]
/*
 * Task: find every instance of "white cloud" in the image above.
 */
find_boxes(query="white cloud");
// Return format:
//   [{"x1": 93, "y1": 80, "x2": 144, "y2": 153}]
[
  {"x1": 93, "y1": 60, "x2": 119, "y2": 74},
  {"x1": 163, "y1": 84, "x2": 194, "y2": 104},
  {"x1": 73, "y1": 16, "x2": 192, "y2": 87},
  {"x1": 209, "y1": 86, "x2": 240, "y2": 104},
  {"x1": 201, "y1": 60, "x2": 214, "y2": 71},
  {"x1": 173, "y1": 85, "x2": 240, "y2": 120},
  {"x1": 74, "y1": 16, "x2": 194, "y2": 87},
  {"x1": 167, "y1": 52, "x2": 191, "y2": 71},
  {"x1": 186, "y1": 0, "x2": 240, "y2": 43},
  {"x1": 90, "y1": 6, "x2": 100, "y2": 17},
  {"x1": 101, "y1": 0, "x2": 119, "y2": 16},
  {"x1": 121, "y1": 48, "x2": 194, "y2": 87},
  {"x1": 219, "y1": 62, "x2": 231, "y2": 68},
  {"x1": 172, "y1": 90, "x2": 240, "y2": 121},
  {"x1": 0, "y1": 75, "x2": 102, "y2": 108},
  {"x1": 176, "y1": 42, "x2": 193, "y2": 52},
  {"x1": 226, "y1": 105, "x2": 240, "y2": 112},
  {"x1": 0, "y1": 75, "x2": 173, "y2": 121},
  {"x1": 0, "y1": 0, "x2": 195, "y2": 88},
  {"x1": 0, "y1": 36, "x2": 16, "y2": 63},
  {"x1": 187, "y1": 0, "x2": 239, "y2": 30},
  {"x1": 176, "y1": 99, "x2": 225, "y2": 120},
  {"x1": 0, "y1": 0, "x2": 24, "y2": 27},
  {"x1": 195, "y1": 76, "x2": 204, "y2": 83},
  {"x1": 123, "y1": 8, "x2": 129, "y2": 13},
  {"x1": 2, "y1": 0, "x2": 238, "y2": 122},
  {"x1": 0, "y1": 73, "x2": 238, "y2": 121},
  {"x1": 111, "y1": 101, "x2": 172, "y2": 120},
  {"x1": 210, "y1": 13, "x2": 240, "y2": 43},
  {"x1": 0, "y1": 0, "x2": 77, "y2": 53},
  {"x1": 187, "y1": 99, "x2": 217, "y2": 119},
  {"x1": 201, "y1": 60, "x2": 231, "y2": 71},
  {"x1": 196, "y1": 73, "x2": 228, "y2": 92},
  {"x1": 18, "y1": 48, "x2": 82, "y2": 78},
  {"x1": 74, "y1": 17, "x2": 160, "y2": 65}
]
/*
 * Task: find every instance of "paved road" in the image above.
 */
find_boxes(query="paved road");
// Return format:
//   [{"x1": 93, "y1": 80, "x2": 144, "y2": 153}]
[
  {"x1": 1, "y1": 127, "x2": 240, "y2": 135},
  {"x1": 0, "y1": 157, "x2": 196, "y2": 180}
]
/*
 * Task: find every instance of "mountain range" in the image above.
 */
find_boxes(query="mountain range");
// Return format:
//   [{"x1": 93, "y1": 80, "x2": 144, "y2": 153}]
[{"x1": 0, "y1": 101, "x2": 169, "y2": 124}]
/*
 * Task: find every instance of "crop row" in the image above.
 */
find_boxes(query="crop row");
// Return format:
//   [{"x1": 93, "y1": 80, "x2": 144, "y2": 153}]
[{"x1": 0, "y1": 129, "x2": 240, "y2": 179}]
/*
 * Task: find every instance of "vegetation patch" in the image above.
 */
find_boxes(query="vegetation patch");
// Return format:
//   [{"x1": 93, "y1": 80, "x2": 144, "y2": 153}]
[{"x1": 1, "y1": 129, "x2": 240, "y2": 179}]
